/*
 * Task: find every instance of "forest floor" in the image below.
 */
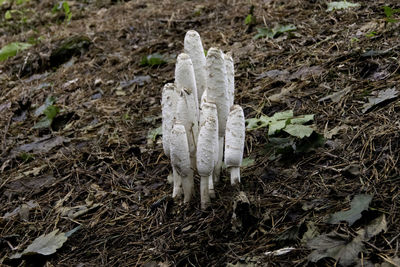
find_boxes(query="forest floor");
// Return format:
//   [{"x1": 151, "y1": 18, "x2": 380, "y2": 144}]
[{"x1": 1, "y1": 0, "x2": 400, "y2": 266}]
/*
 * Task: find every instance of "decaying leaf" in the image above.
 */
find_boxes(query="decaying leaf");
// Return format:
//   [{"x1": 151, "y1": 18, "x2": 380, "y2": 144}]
[
  {"x1": 328, "y1": 194, "x2": 373, "y2": 226},
  {"x1": 10, "y1": 227, "x2": 80, "y2": 259},
  {"x1": 308, "y1": 232, "x2": 364, "y2": 266},
  {"x1": 319, "y1": 87, "x2": 351, "y2": 103},
  {"x1": 326, "y1": 1, "x2": 360, "y2": 12},
  {"x1": 362, "y1": 88, "x2": 398, "y2": 113},
  {"x1": 308, "y1": 214, "x2": 387, "y2": 266}
]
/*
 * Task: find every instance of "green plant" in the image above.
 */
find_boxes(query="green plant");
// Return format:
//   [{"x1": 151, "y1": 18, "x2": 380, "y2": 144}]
[
  {"x1": 244, "y1": 5, "x2": 256, "y2": 26},
  {"x1": 140, "y1": 53, "x2": 167, "y2": 67},
  {"x1": 246, "y1": 110, "x2": 324, "y2": 159},
  {"x1": 52, "y1": 1, "x2": 72, "y2": 23},
  {"x1": 383, "y1": 6, "x2": 400, "y2": 23},
  {"x1": 254, "y1": 24, "x2": 296, "y2": 40},
  {"x1": 0, "y1": 42, "x2": 32, "y2": 61},
  {"x1": 33, "y1": 96, "x2": 60, "y2": 129}
]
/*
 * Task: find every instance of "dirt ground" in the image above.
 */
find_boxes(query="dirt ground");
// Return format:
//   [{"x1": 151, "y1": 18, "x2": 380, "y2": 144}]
[{"x1": 1, "y1": 0, "x2": 400, "y2": 266}]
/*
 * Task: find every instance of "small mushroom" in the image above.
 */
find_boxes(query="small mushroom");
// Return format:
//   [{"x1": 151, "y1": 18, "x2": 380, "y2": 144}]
[
  {"x1": 197, "y1": 112, "x2": 218, "y2": 209},
  {"x1": 224, "y1": 105, "x2": 245, "y2": 185},
  {"x1": 170, "y1": 123, "x2": 194, "y2": 202},
  {"x1": 199, "y1": 102, "x2": 219, "y2": 199}
]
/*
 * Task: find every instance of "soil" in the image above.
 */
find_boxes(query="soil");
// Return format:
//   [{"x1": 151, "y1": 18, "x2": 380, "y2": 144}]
[{"x1": 1, "y1": 0, "x2": 400, "y2": 266}]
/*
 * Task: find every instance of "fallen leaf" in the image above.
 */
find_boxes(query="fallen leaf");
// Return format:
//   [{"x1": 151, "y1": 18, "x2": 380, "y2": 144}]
[
  {"x1": 10, "y1": 135, "x2": 66, "y2": 156},
  {"x1": 328, "y1": 194, "x2": 373, "y2": 226},
  {"x1": 324, "y1": 125, "x2": 349, "y2": 139},
  {"x1": 3, "y1": 200, "x2": 39, "y2": 220},
  {"x1": 308, "y1": 232, "x2": 364, "y2": 266},
  {"x1": 265, "y1": 247, "x2": 295, "y2": 256},
  {"x1": 362, "y1": 88, "x2": 398, "y2": 113},
  {"x1": 363, "y1": 214, "x2": 387, "y2": 240},
  {"x1": 326, "y1": 1, "x2": 360, "y2": 12},
  {"x1": 319, "y1": 87, "x2": 351, "y2": 103},
  {"x1": 10, "y1": 227, "x2": 80, "y2": 259}
]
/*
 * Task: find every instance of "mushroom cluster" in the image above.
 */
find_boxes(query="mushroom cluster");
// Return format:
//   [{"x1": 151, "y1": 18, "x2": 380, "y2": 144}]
[{"x1": 161, "y1": 30, "x2": 245, "y2": 209}]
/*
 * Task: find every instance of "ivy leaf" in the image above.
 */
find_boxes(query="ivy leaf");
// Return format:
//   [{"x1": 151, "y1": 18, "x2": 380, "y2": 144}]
[
  {"x1": 328, "y1": 194, "x2": 373, "y2": 226},
  {"x1": 283, "y1": 124, "x2": 314, "y2": 138}
]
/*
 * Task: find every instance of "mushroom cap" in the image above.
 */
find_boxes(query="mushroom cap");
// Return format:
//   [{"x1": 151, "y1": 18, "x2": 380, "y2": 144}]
[
  {"x1": 206, "y1": 48, "x2": 230, "y2": 137},
  {"x1": 170, "y1": 124, "x2": 192, "y2": 176},
  {"x1": 197, "y1": 116, "x2": 218, "y2": 177},
  {"x1": 161, "y1": 83, "x2": 177, "y2": 158},
  {"x1": 224, "y1": 105, "x2": 245, "y2": 167}
]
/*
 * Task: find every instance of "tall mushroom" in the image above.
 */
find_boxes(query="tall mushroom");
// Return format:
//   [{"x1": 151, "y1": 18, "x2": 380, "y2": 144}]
[
  {"x1": 224, "y1": 105, "x2": 245, "y2": 185},
  {"x1": 175, "y1": 53, "x2": 199, "y2": 169},
  {"x1": 170, "y1": 123, "x2": 194, "y2": 202},
  {"x1": 224, "y1": 53, "x2": 235, "y2": 108},
  {"x1": 184, "y1": 30, "x2": 207, "y2": 106},
  {"x1": 199, "y1": 102, "x2": 219, "y2": 199},
  {"x1": 197, "y1": 113, "x2": 218, "y2": 209},
  {"x1": 161, "y1": 83, "x2": 178, "y2": 159},
  {"x1": 205, "y1": 47, "x2": 230, "y2": 182}
]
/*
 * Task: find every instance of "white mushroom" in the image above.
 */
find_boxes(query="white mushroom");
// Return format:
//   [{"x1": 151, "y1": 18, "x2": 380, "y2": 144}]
[
  {"x1": 175, "y1": 54, "x2": 200, "y2": 170},
  {"x1": 224, "y1": 105, "x2": 245, "y2": 185},
  {"x1": 184, "y1": 30, "x2": 207, "y2": 106},
  {"x1": 170, "y1": 123, "x2": 194, "y2": 202},
  {"x1": 197, "y1": 114, "x2": 218, "y2": 209},
  {"x1": 161, "y1": 83, "x2": 178, "y2": 159},
  {"x1": 224, "y1": 53, "x2": 235, "y2": 107},
  {"x1": 205, "y1": 47, "x2": 230, "y2": 182},
  {"x1": 175, "y1": 53, "x2": 199, "y2": 121},
  {"x1": 199, "y1": 102, "x2": 219, "y2": 199}
]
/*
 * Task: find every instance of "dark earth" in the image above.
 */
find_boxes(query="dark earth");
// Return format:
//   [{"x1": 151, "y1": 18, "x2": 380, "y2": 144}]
[{"x1": 1, "y1": 0, "x2": 400, "y2": 266}]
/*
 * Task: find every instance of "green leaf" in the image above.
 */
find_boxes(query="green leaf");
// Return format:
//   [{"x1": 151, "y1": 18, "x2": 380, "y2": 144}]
[
  {"x1": 35, "y1": 96, "x2": 56, "y2": 117},
  {"x1": 268, "y1": 119, "x2": 287, "y2": 136},
  {"x1": 5, "y1": 10, "x2": 11, "y2": 19},
  {"x1": 272, "y1": 110, "x2": 293, "y2": 120},
  {"x1": 0, "y1": 42, "x2": 32, "y2": 61},
  {"x1": 140, "y1": 53, "x2": 167, "y2": 67},
  {"x1": 253, "y1": 24, "x2": 296, "y2": 39},
  {"x1": 326, "y1": 1, "x2": 360, "y2": 12},
  {"x1": 43, "y1": 105, "x2": 60, "y2": 120},
  {"x1": 283, "y1": 124, "x2": 314, "y2": 138},
  {"x1": 246, "y1": 115, "x2": 271, "y2": 130},
  {"x1": 290, "y1": 114, "x2": 314, "y2": 124},
  {"x1": 147, "y1": 126, "x2": 162, "y2": 142},
  {"x1": 328, "y1": 194, "x2": 373, "y2": 226},
  {"x1": 244, "y1": 14, "x2": 254, "y2": 25},
  {"x1": 241, "y1": 157, "x2": 255, "y2": 167}
]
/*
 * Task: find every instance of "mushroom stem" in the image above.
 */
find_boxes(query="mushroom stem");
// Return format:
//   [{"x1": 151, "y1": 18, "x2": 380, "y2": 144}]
[
  {"x1": 214, "y1": 137, "x2": 224, "y2": 183},
  {"x1": 229, "y1": 167, "x2": 241, "y2": 185},
  {"x1": 208, "y1": 174, "x2": 215, "y2": 199},
  {"x1": 172, "y1": 167, "x2": 182, "y2": 198},
  {"x1": 200, "y1": 175, "x2": 210, "y2": 209}
]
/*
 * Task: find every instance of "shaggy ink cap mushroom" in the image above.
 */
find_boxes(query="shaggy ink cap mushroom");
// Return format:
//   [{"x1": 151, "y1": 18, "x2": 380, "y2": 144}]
[
  {"x1": 224, "y1": 105, "x2": 245, "y2": 185},
  {"x1": 170, "y1": 123, "x2": 194, "y2": 202},
  {"x1": 184, "y1": 30, "x2": 207, "y2": 106}
]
